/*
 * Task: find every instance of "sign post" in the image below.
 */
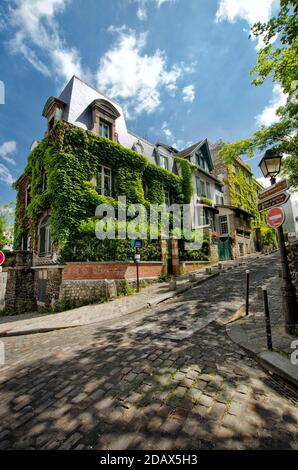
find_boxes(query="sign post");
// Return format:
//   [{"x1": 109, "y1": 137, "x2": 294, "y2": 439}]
[
  {"x1": 266, "y1": 207, "x2": 285, "y2": 229},
  {"x1": 258, "y1": 192, "x2": 290, "y2": 212},
  {"x1": 0, "y1": 251, "x2": 5, "y2": 266},
  {"x1": 263, "y1": 202, "x2": 298, "y2": 332},
  {"x1": 133, "y1": 240, "x2": 142, "y2": 293}
]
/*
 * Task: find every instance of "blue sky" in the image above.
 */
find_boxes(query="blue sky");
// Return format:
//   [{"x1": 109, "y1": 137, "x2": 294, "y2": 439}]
[{"x1": 0, "y1": 0, "x2": 283, "y2": 210}]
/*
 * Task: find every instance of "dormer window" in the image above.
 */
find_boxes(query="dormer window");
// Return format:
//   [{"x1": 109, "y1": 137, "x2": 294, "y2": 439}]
[
  {"x1": 42, "y1": 96, "x2": 66, "y2": 134},
  {"x1": 160, "y1": 155, "x2": 169, "y2": 170},
  {"x1": 100, "y1": 122, "x2": 111, "y2": 139},
  {"x1": 90, "y1": 99, "x2": 120, "y2": 141}
]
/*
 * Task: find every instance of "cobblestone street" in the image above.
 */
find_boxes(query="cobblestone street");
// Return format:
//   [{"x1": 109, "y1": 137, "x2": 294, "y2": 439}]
[{"x1": 0, "y1": 253, "x2": 297, "y2": 450}]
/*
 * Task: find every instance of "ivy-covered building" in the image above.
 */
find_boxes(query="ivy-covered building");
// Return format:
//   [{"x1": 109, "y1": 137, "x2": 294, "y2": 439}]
[
  {"x1": 210, "y1": 143, "x2": 269, "y2": 260},
  {"x1": 8, "y1": 76, "x2": 221, "y2": 312},
  {"x1": 175, "y1": 140, "x2": 224, "y2": 235}
]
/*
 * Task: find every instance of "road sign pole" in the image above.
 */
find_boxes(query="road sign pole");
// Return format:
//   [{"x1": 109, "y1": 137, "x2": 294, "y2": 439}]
[
  {"x1": 262, "y1": 288, "x2": 273, "y2": 350},
  {"x1": 245, "y1": 270, "x2": 250, "y2": 316},
  {"x1": 266, "y1": 176, "x2": 298, "y2": 332},
  {"x1": 276, "y1": 225, "x2": 298, "y2": 333}
]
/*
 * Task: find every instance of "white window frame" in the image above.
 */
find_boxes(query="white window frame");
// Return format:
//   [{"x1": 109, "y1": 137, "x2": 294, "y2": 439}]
[
  {"x1": 219, "y1": 215, "x2": 229, "y2": 235},
  {"x1": 200, "y1": 180, "x2": 206, "y2": 197},
  {"x1": 100, "y1": 122, "x2": 111, "y2": 139},
  {"x1": 96, "y1": 165, "x2": 112, "y2": 196},
  {"x1": 206, "y1": 181, "x2": 211, "y2": 199},
  {"x1": 160, "y1": 155, "x2": 169, "y2": 170},
  {"x1": 39, "y1": 217, "x2": 51, "y2": 257}
]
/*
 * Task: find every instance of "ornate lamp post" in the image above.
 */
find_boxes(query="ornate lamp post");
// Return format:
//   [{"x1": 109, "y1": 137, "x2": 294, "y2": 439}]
[{"x1": 259, "y1": 150, "x2": 298, "y2": 333}]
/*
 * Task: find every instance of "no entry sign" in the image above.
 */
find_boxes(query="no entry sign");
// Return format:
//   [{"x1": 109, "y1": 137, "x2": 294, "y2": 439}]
[
  {"x1": 0, "y1": 251, "x2": 5, "y2": 266},
  {"x1": 266, "y1": 207, "x2": 285, "y2": 229}
]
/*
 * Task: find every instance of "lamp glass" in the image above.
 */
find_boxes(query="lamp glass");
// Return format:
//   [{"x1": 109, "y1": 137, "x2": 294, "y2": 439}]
[
  {"x1": 265, "y1": 156, "x2": 281, "y2": 176},
  {"x1": 260, "y1": 159, "x2": 268, "y2": 178}
]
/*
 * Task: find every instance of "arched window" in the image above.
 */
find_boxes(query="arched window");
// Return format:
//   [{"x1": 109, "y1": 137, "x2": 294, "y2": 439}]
[{"x1": 39, "y1": 216, "x2": 52, "y2": 256}]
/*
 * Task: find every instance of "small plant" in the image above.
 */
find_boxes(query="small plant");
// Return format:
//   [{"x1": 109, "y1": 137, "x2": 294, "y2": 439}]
[
  {"x1": 289, "y1": 324, "x2": 298, "y2": 337},
  {"x1": 158, "y1": 272, "x2": 171, "y2": 282}
]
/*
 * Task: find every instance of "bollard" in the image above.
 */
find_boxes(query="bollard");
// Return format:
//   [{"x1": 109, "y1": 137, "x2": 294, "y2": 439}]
[
  {"x1": 169, "y1": 279, "x2": 177, "y2": 291},
  {"x1": 245, "y1": 270, "x2": 250, "y2": 316},
  {"x1": 257, "y1": 286, "x2": 263, "y2": 300},
  {"x1": 262, "y1": 287, "x2": 273, "y2": 350}
]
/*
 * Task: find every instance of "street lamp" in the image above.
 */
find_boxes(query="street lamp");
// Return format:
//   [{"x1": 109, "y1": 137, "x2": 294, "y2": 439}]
[
  {"x1": 259, "y1": 149, "x2": 298, "y2": 333},
  {"x1": 258, "y1": 149, "x2": 282, "y2": 185}
]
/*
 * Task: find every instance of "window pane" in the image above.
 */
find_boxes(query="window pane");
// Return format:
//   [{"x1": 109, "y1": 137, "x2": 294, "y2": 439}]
[
  {"x1": 219, "y1": 215, "x2": 228, "y2": 235},
  {"x1": 196, "y1": 177, "x2": 201, "y2": 195},
  {"x1": 206, "y1": 182, "x2": 211, "y2": 198},
  {"x1": 39, "y1": 226, "x2": 46, "y2": 255},
  {"x1": 100, "y1": 123, "x2": 110, "y2": 138},
  {"x1": 201, "y1": 180, "x2": 206, "y2": 196}
]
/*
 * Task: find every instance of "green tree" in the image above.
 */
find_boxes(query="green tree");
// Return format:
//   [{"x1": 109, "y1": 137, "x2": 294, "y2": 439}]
[
  {"x1": 0, "y1": 214, "x2": 6, "y2": 250},
  {"x1": 219, "y1": 1, "x2": 298, "y2": 187}
]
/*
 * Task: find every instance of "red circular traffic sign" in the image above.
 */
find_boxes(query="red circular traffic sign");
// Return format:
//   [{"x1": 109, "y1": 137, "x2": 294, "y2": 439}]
[
  {"x1": 0, "y1": 251, "x2": 5, "y2": 266},
  {"x1": 266, "y1": 207, "x2": 285, "y2": 229}
]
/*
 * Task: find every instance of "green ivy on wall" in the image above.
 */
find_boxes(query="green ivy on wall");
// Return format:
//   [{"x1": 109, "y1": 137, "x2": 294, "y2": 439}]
[
  {"x1": 17, "y1": 121, "x2": 194, "y2": 261},
  {"x1": 227, "y1": 163, "x2": 276, "y2": 247}
]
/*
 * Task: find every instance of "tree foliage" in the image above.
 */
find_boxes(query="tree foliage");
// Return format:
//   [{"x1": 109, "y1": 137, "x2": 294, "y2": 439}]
[{"x1": 219, "y1": 1, "x2": 298, "y2": 187}]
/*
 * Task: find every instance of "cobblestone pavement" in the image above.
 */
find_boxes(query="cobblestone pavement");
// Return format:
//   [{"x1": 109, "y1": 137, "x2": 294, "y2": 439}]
[{"x1": 0, "y1": 253, "x2": 297, "y2": 450}]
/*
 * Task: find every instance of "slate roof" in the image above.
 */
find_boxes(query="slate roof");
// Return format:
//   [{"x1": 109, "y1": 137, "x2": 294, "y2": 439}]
[{"x1": 176, "y1": 141, "x2": 203, "y2": 158}]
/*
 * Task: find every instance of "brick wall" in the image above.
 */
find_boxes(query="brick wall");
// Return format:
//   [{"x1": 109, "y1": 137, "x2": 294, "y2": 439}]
[{"x1": 63, "y1": 261, "x2": 163, "y2": 281}]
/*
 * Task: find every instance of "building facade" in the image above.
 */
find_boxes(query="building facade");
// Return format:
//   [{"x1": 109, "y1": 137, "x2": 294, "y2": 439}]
[
  {"x1": 8, "y1": 76, "x2": 220, "y2": 312},
  {"x1": 211, "y1": 143, "x2": 264, "y2": 260}
]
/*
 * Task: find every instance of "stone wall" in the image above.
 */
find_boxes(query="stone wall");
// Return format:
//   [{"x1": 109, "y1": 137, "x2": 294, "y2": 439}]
[
  {"x1": 33, "y1": 267, "x2": 63, "y2": 308},
  {"x1": 288, "y1": 242, "x2": 298, "y2": 291},
  {"x1": 179, "y1": 261, "x2": 210, "y2": 274},
  {"x1": 58, "y1": 278, "x2": 149, "y2": 308},
  {"x1": 0, "y1": 272, "x2": 7, "y2": 312},
  {"x1": 5, "y1": 267, "x2": 36, "y2": 314}
]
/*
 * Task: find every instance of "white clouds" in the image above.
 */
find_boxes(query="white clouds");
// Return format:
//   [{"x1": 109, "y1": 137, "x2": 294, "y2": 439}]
[
  {"x1": 96, "y1": 27, "x2": 188, "y2": 115},
  {"x1": 0, "y1": 141, "x2": 17, "y2": 166},
  {"x1": 215, "y1": 0, "x2": 277, "y2": 49},
  {"x1": 161, "y1": 121, "x2": 173, "y2": 139},
  {"x1": 7, "y1": 0, "x2": 85, "y2": 82},
  {"x1": 182, "y1": 84, "x2": 195, "y2": 103},
  {"x1": 0, "y1": 164, "x2": 14, "y2": 186},
  {"x1": 256, "y1": 175, "x2": 281, "y2": 188},
  {"x1": 256, "y1": 84, "x2": 287, "y2": 127},
  {"x1": 216, "y1": 0, "x2": 275, "y2": 25},
  {"x1": 132, "y1": 0, "x2": 176, "y2": 21}
]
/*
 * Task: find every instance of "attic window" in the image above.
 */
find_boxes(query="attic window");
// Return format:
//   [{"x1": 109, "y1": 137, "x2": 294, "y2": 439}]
[
  {"x1": 160, "y1": 155, "x2": 169, "y2": 170},
  {"x1": 100, "y1": 122, "x2": 111, "y2": 139}
]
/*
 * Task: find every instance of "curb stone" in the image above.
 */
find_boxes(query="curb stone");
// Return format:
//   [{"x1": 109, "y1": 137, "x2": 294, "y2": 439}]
[{"x1": 226, "y1": 312, "x2": 298, "y2": 389}]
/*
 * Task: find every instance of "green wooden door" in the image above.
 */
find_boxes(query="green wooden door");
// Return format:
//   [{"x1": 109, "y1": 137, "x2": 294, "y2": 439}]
[{"x1": 218, "y1": 237, "x2": 232, "y2": 261}]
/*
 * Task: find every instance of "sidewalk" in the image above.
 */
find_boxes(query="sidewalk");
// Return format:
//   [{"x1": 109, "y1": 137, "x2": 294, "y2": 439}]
[
  {"x1": 0, "y1": 262, "x2": 224, "y2": 337},
  {"x1": 0, "y1": 252, "x2": 262, "y2": 338},
  {"x1": 226, "y1": 273, "x2": 298, "y2": 387}
]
